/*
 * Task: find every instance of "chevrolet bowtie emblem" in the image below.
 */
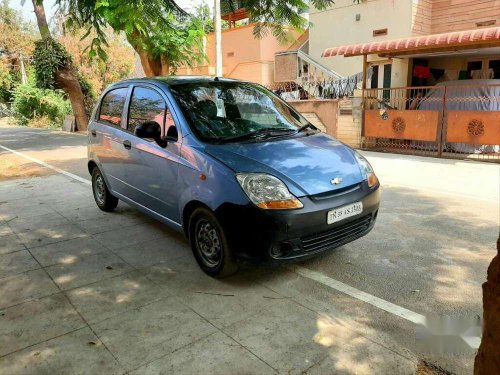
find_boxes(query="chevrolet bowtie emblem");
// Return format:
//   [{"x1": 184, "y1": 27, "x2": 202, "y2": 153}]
[{"x1": 331, "y1": 177, "x2": 343, "y2": 185}]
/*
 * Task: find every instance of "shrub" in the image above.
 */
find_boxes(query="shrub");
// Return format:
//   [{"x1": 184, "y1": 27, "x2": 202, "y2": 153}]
[
  {"x1": 0, "y1": 62, "x2": 13, "y2": 104},
  {"x1": 33, "y1": 38, "x2": 70, "y2": 90},
  {"x1": 33, "y1": 37, "x2": 95, "y2": 119},
  {"x1": 27, "y1": 115, "x2": 53, "y2": 129},
  {"x1": 11, "y1": 83, "x2": 71, "y2": 128},
  {"x1": 0, "y1": 103, "x2": 12, "y2": 117}
]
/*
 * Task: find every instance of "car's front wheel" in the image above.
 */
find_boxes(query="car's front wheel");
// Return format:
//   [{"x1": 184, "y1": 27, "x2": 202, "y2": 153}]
[
  {"x1": 189, "y1": 207, "x2": 237, "y2": 278},
  {"x1": 91, "y1": 167, "x2": 119, "y2": 212}
]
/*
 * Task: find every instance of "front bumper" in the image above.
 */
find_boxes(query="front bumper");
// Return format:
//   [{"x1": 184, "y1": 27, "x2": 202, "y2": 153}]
[{"x1": 216, "y1": 182, "x2": 381, "y2": 264}]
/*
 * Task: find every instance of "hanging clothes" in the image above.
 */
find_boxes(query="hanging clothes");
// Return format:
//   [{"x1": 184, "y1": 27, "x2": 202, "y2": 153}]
[
  {"x1": 444, "y1": 70, "x2": 459, "y2": 81},
  {"x1": 430, "y1": 68, "x2": 445, "y2": 81},
  {"x1": 413, "y1": 65, "x2": 431, "y2": 79},
  {"x1": 458, "y1": 70, "x2": 468, "y2": 80},
  {"x1": 471, "y1": 69, "x2": 495, "y2": 79}
]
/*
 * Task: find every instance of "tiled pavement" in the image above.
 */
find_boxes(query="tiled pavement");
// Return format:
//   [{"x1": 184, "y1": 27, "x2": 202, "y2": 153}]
[{"x1": 0, "y1": 174, "x2": 415, "y2": 374}]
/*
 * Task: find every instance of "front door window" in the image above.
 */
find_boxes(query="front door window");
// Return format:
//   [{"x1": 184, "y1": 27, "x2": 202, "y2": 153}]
[{"x1": 128, "y1": 87, "x2": 167, "y2": 135}]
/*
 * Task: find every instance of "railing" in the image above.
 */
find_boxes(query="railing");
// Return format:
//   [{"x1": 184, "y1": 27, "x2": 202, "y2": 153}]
[
  {"x1": 274, "y1": 50, "x2": 342, "y2": 82},
  {"x1": 362, "y1": 83, "x2": 500, "y2": 162},
  {"x1": 269, "y1": 67, "x2": 372, "y2": 100},
  {"x1": 297, "y1": 50, "x2": 342, "y2": 81}
]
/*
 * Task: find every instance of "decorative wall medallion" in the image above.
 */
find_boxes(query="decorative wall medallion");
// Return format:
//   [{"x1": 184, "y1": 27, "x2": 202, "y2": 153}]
[
  {"x1": 392, "y1": 117, "x2": 406, "y2": 133},
  {"x1": 467, "y1": 119, "x2": 484, "y2": 137}
]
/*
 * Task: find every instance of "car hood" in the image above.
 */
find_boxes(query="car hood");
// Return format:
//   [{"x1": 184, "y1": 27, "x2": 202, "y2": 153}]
[{"x1": 204, "y1": 133, "x2": 364, "y2": 196}]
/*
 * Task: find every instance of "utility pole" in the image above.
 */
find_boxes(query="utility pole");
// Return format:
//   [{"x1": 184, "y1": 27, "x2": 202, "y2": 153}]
[{"x1": 214, "y1": 0, "x2": 222, "y2": 77}]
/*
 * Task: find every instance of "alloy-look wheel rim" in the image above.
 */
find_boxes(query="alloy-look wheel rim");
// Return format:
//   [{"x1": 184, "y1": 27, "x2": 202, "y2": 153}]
[
  {"x1": 195, "y1": 219, "x2": 222, "y2": 267},
  {"x1": 94, "y1": 175, "x2": 106, "y2": 205}
]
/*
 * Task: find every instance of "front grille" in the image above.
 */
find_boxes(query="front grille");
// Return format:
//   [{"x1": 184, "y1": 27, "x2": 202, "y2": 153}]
[
  {"x1": 300, "y1": 214, "x2": 372, "y2": 253},
  {"x1": 310, "y1": 183, "x2": 361, "y2": 201}
]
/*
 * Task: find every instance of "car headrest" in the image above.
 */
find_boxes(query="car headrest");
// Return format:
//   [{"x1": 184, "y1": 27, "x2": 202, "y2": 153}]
[{"x1": 195, "y1": 100, "x2": 217, "y2": 119}]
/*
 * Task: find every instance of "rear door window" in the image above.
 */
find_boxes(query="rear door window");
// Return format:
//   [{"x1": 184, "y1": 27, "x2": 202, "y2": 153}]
[
  {"x1": 128, "y1": 87, "x2": 166, "y2": 134},
  {"x1": 98, "y1": 88, "x2": 128, "y2": 126}
]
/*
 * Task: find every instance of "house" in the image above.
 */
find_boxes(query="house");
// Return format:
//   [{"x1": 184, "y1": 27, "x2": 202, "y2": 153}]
[
  {"x1": 176, "y1": 23, "x2": 302, "y2": 86},
  {"x1": 174, "y1": 7, "x2": 344, "y2": 136},
  {"x1": 310, "y1": 0, "x2": 499, "y2": 88},
  {"x1": 305, "y1": 0, "x2": 500, "y2": 161},
  {"x1": 174, "y1": 0, "x2": 308, "y2": 87}
]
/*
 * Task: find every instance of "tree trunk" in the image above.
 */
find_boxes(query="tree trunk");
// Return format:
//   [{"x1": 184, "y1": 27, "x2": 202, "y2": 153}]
[
  {"x1": 160, "y1": 55, "x2": 171, "y2": 76},
  {"x1": 127, "y1": 31, "x2": 166, "y2": 77},
  {"x1": 474, "y1": 237, "x2": 500, "y2": 374},
  {"x1": 55, "y1": 68, "x2": 89, "y2": 131},
  {"x1": 136, "y1": 49, "x2": 163, "y2": 77},
  {"x1": 32, "y1": 0, "x2": 89, "y2": 131},
  {"x1": 32, "y1": 0, "x2": 50, "y2": 38}
]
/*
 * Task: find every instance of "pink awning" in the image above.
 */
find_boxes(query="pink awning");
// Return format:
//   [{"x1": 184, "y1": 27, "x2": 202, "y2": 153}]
[{"x1": 322, "y1": 27, "x2": 500, "y2": 57}]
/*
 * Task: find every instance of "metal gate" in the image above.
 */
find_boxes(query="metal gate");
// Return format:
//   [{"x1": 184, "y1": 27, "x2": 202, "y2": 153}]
[{"x1": 362, "y1": 83, "x2": 500, "y2": 162}]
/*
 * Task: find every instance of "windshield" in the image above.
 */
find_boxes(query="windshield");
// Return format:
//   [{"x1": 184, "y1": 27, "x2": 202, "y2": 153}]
[{"x1": 169, "y1": 81, "x2": 312, "y2": 143}]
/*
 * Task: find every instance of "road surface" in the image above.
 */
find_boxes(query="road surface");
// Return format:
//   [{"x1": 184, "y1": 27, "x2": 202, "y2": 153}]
[{"x1": 0, "y1": 124, "x2": 498, "y2": 374}]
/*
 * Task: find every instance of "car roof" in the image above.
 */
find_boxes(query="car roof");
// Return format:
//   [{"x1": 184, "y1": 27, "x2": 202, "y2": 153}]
[{"x1": 109, "y1": 75, "x2": 247, "y2": 89}]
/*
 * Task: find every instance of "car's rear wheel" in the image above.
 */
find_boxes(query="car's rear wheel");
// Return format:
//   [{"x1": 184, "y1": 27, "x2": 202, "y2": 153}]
[
  {"x1": 189, "y1": 207, "x2": 237, "y2": 278},
  {"x1": 91, "y1": 167, "x2": 118, "y2": 212}
]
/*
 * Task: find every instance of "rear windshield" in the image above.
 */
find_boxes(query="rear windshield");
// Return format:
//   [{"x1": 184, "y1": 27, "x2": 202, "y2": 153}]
[{"x1": 169, "y1": 81, "x2": 308, "y2": 143}]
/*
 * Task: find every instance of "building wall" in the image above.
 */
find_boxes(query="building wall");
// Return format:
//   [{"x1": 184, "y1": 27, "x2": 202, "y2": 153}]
[
  {"x1": 430, "y1": 0, "x2": 500, "y2": 33},
  {"x1": 287, "y1": 100, "x2": 339, "y2": 137},
  {"x1": 274, "y1": 53, "x2": 298, "y2": 82},
  {"x1": 310, "y1": 0, "x2": 500, "y2": 66},
  {"x1": 412, "y1": 0, "x2": 433, "y2": 36},
  {"x1": 391, "y1": 58, "x2": 411, "y2": 88},
  {"x1": 335, "y1": 98, "x2": 363, "y2": 148},
  {"x1": 309, "y1": 0, "x2": 414, "y2": 77},
  {"x1": 177, "y1": 24, "x2": 298, "y2": 85},
  {"x1": 309, "y1": 0, "x2": 500, "y2": 83}
]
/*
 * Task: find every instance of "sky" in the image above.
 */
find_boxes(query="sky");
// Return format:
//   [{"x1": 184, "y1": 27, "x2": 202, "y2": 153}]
[{"x1": 12, "y1": 0, "x2": 208, "y2": 23}]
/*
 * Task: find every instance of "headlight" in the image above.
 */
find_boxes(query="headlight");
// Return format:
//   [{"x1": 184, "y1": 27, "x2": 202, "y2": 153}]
[
  {"x1": 236, "y1": 173, "x2": 303, "y2": 209},
  {"x1": 354, "y1": 152, "x2": 378, "y2": 188}
]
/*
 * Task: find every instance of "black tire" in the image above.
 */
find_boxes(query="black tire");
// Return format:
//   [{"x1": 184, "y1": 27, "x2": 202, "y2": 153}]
[
  {"x1": 91, "y1": 167, "x2": 119, "y2": 212},
  {"x1": 189, "y1": 207, "x2": 238, "y2": 278}
]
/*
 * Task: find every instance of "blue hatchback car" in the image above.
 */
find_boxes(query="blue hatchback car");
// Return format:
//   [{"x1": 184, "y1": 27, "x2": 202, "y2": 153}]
[{"x1": 88, "y1": 76, "x2": 380, "y2": 277}]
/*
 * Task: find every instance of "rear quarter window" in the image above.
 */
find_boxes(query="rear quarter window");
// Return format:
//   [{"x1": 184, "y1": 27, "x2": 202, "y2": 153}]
[{"x1": 98, "y1": 88, "x2": 128, "y2": 126}]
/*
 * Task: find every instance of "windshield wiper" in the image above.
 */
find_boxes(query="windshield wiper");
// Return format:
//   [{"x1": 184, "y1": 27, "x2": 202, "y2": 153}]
[
  {"x1": 296, "y1": 123, "x2": 317, "y2": 133},
  {"x1": 220, "y1": 127, "x2": 295, "y2": 143}
]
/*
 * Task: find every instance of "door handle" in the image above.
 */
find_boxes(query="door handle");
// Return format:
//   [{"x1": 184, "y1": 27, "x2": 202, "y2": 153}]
[
  {"x1": 123, "y1": 140, "x2": 132, "y2": 150},
  {"x1": 90, "y1": 130, "x2": 96, "y2": 137}
]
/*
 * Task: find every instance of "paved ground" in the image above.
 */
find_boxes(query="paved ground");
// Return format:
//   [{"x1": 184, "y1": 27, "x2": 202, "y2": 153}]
[{"x1": 0, "y1": 124, "x2": 498, "y2": 374}]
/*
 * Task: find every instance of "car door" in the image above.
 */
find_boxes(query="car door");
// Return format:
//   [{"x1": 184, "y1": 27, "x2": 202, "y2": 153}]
[
  {"x1": 122, "y1": 85, "x2": 183, "y2": 224},
  {"x1": 91, "y1": 86, "x2": 133, "y2": 196}
]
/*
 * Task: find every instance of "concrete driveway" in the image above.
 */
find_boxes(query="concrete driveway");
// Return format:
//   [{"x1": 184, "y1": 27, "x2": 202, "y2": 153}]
[{"x1": 0, "y1": 124, "x2": 498, "y2": 375}]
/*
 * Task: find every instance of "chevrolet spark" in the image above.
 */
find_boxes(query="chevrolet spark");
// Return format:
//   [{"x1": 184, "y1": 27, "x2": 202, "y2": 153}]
[{"x1": 88, "y1": 77, "x2": 380, "y2": 277}]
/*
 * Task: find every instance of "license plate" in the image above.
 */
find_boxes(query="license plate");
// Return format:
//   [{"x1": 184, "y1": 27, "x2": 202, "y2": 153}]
[{"x1": 327, "y1": 202, "x2": 363, "y2": 224}]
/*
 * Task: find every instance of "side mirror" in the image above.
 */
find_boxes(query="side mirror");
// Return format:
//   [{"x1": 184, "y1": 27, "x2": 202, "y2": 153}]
[{"x1": 135, "y1": 121, "x2": 167, "y2": 148}]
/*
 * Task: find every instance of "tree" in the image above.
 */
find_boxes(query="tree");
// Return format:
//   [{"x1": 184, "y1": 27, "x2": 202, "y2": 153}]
[
  {"x1": 58, "y1": 28, "x2": 134, "y2": 94},
  {"x1": 57, "y1": 0, "x2": 346, "y2": 77},
  {"x1": 58, "y1": 0, "x2": 206, "y2": 76},
  {"x1": 223, "y1": 0, "x2": 336, "y2": 41},
  {"x1": 30, "y1": 0, "x2": 89, "y2": 130},
  {"x1": 474, "y1": 237, "x2": 500, "y2": 374},
  {"x1": 0, "y1": 0, "x2": 37, "y2": 57},
  {"x1": 0, "y1": 0, "x2": 37, "y2": 101},
  {"x1": 0, "y1": 61, "x2": 12, "y2": 103}
]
